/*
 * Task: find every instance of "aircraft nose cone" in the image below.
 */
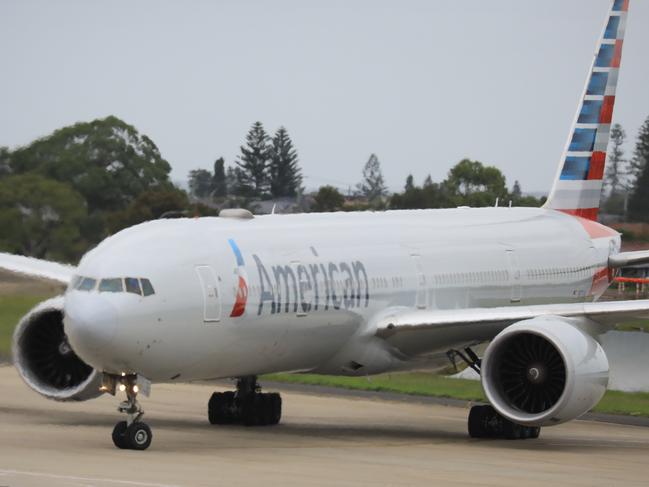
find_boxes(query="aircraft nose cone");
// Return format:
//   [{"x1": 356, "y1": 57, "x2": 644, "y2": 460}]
[{"x1": 64, "y1": 295, "x2": 119, "y2": 352}]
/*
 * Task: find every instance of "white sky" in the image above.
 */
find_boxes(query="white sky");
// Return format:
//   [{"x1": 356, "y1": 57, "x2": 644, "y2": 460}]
[{"x1": 1, "y1": 0, "x2": 648, "y2": 194}]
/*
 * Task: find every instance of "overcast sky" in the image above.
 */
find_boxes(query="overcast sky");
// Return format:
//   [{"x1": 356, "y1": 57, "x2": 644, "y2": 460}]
[{"x1": 1, "y1": 0, "x2": 648, "y2": 194}]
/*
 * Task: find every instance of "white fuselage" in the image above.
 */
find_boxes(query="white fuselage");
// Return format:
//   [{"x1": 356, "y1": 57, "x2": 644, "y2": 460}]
[{"x1": 63, "y1": 207, "x2": 620, "y2": 383}]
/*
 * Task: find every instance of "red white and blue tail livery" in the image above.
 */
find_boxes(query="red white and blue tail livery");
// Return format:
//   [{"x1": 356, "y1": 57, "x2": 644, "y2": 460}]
[{"x1": 544, "y1": 0, "x2": 629, "y2": 221}]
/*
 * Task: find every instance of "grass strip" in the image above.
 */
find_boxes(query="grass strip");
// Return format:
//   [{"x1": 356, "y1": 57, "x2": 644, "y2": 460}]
[{"x1": 264, "y1": 372, "x2": 649, "y2": 417}]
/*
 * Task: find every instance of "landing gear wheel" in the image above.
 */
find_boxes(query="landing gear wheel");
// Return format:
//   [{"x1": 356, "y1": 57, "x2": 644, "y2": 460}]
[
  {"x1": 111, "y1": 374, "x2": 152, "y2": 450},
  {"x1": 208, "y1": 391, "x2": 236, "y2": 424},
  {"x1": 125, "y1": 422, "x2": 152, "y2": 450},
  {"x1": 269, "y1": 392, "x2": 282, "y2": 425},
  {"x1": 208, "y1": 376, "x2": 282, "y2": 427},
  {"x1": 468, "y1": 405, "x2": 489, "y2": 438},
  {"x1": 112, "y1": 421, "x2": 128, "y2": 449},
  {"x1": 467, "y1": 405, "x2": 540, "y2": 440}
]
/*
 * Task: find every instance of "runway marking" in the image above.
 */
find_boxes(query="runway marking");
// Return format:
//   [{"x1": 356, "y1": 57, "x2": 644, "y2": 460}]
[{"x1": 0, "y1": 469, "x2": 180, "y2": 487}]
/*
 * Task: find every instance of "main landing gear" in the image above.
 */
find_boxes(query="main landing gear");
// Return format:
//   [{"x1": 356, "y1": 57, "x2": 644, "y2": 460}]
[
  {"x1": 208, "y1": 376, "x2": 281, "y2": 426},
  {"x1": 468, "y1": 405, "x2": 540, "y2": 440},
  {"x1": 110, "y1": 375, "x2": 152, "y2": 450},
  {"x1": 448, "y1": 347, "x2": 541, "y2": 441}
]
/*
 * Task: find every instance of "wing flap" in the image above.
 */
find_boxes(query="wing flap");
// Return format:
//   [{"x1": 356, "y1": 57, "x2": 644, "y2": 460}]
[{"x1": 0, "y1": 253, "x2": 75, "y2": 284}]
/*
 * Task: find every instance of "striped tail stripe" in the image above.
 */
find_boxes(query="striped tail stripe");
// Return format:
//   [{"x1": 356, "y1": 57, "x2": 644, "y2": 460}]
[{"x1": 544, "y1": 0, "x2": 629, "y2": 221}]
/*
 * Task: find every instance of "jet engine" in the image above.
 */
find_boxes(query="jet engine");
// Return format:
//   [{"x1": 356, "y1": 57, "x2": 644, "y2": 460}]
[
  {"x1": 481, "y1": 316, "x2": 608, "y2": 427},
  {"x1": 12, "y1": 296, "x2": 103, "y2": 401}
]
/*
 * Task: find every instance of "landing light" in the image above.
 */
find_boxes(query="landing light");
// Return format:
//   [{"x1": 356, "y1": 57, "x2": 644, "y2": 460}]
[
  {"x1": 119, "y1": 384, "x2": 126, "y2": 392},
  {"x1": 132, "y1": 385, "x2": 139, "y2": 394}
]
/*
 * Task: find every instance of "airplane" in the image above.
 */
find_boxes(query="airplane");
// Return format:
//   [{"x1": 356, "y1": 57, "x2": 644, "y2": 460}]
[{"x1": 3, "y1": 0, "x2": 649, "y2": 450}]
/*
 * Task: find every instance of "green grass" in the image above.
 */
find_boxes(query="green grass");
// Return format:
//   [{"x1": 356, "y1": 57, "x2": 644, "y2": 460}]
[
  {"x1": 264, "y1": 372, "x2": 649, "y2": 417},
  {"x1": 615, "y1": 320, "x2": 648, "y2": 333},
  {"x1": 0, "y1": 295, "x2": 48, "y2": 359}
]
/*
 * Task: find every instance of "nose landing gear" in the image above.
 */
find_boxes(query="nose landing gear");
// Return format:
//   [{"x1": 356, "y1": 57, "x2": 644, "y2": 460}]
[
  {"x1": 109, "y1": 374, "x2": 152, "y2": 450},
  {"x1": 208, "y1": 375, "x2": 282, "y2": 426}
]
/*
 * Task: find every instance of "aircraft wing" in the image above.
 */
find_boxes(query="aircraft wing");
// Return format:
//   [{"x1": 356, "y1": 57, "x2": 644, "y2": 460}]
[
  {"x1": 609, "y1": 250, "x2": 649, "y2": 268},
  {"x1": 0, "y1": 252, "x2": 76, "y2": 284},
  {"x1": 374, "y1": 300, "x2": 649, "y2": 357}
]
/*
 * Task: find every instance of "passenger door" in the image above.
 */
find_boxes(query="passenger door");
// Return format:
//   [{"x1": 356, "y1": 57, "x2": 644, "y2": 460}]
[
  {"x1": 411, "y1": 254, "x2": 427, "y2": 309},
  {"x1": 195, "y1": 265, "x2": 221, "y2": 323},
  {"x1": 505, "y1": 249, "x2": 522, "y2": 303}
]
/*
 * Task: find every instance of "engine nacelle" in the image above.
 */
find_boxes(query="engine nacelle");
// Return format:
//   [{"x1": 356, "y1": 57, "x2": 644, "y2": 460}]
[
  {"x1": 481, "y1": 316, "x2": 608, "y2": 427},
  {"x1": 12, "y1": 296, "x2": 104, "y2": 401}
]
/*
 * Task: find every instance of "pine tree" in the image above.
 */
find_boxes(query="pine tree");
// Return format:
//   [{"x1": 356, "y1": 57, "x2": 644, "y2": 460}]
[
  {"x1": 236, "y1": 121, "x2": 271, "y2": 196},
  {"x1": 628, "y1": 116, "x2": 649, "y2": 222},
  {"x1": 225, "y1": 166, "x2": 237, "y2": 195},
  {"x1": 269, "y1": 127, "x2": 302, "y2": 198},
  {"x1": 212, "y1": 157, "x2": 227, "y2": 197},
  {"x1": 356, "y1": 154, "x2": 387, "y2": 202},
  {"x1": 188, "y1": 169, "x2": 213, "y2": 198},
  {"x1": 512, "y1": 180, "x2": 522, "y2": 201},
  {"x1": 404, "y1": 174, "x2": 415, "y2": 192},
  {"x1": 423, "y1": 174, "x2": 433, "y2": 188},
  {"x1": 606, "y1": 123, "x2": 627, "y2": 195}
]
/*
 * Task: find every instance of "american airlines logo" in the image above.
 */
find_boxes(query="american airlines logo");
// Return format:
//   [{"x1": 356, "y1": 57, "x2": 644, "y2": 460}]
[
  {"x1": 228, "y1": 239, "x2": 370, "y2": 317},
  {"x1": 252, "y1": 254, "x2": 370, "y2": 315},
  {"x1": 253, "y1": 253, "x2": 370, "y2": 316}
]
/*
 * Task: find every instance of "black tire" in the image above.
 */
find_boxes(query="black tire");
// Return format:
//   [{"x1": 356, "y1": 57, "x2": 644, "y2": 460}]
[
  {"x1": 502, "y1": 420, "x2": 523, "y2": 440},
  {"x1": 468, "y1": 405, "x2": 489, "y2": 438},
  {"x1": 209, "y1": 391, "x2": 238, "y2": 424},
  {"x1": 112, "y1": 421, "x2": 128, "y2": 449},
  {"x1": 208, "y1": 392, "x2": 224, "y2": 424},
  {"x1": 242, "y1": 394, "x2": 263, "y2": 426},
  {"x1": 269, "y1": 393, "x2": 282, "y2": 425},
  {"x1": 528, "y1": 426, "x2": 541, "y2": 439},
  {"x1": 125, "y1": 422, "x2": 152, "y2": 450}
]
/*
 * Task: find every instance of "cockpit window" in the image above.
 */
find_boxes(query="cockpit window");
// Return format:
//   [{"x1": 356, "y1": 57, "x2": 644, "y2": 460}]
[
  {"x1": 99, "y1": 278, "x2": 124, "y2": 293},
  {"x1": 69, "y1": 275, "x2": 82, "y2": 291},
  {"x1": 72, "y1": 275, "x2": 154, "y2": 296},
  {"x1": 141, "y1": 278, "x2": 155, "y2": 296},
  {"x1": 78, "y1": 277, "x2": 97, "y2": 291},
  {"x1": 125, "y1": 277, "x2": 141, "y2": 295}
]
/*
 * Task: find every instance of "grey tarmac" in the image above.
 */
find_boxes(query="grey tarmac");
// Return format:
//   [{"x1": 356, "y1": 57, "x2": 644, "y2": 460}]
[{"x1": 0, "y1": 366, "x2": 647, "y2": 487}]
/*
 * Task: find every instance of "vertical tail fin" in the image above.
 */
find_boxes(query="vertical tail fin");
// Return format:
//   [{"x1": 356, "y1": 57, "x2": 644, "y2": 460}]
[{"x1": 544, "y1": 0, "x2": 629, "y2": 221}]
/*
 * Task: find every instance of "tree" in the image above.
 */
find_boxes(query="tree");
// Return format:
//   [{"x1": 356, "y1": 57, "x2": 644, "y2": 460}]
[
  {"x1": 356, "y1": 154, "x2": 387, "y2": 203},
  {"x1": 605, "y1": 123, "x2": 627, "y2": 196},
  {"x1": 511, "y1": 180, "x2": 522, "y2": 200},
  {"x1": 628, "y1": 116, "x2": 649, "y2": 222},
  {"x1": 108, "y1": 189, "x2": 190, "y2": 234},
  {"x1": 0, "y1": 174, "x2": 87, "y2": 262},
  {"x1": 423, "y1": 174, "x2": 434, "y2": 188},
  {"x1": 0, "y1": 147, "x2": 10, "y2": 177},
  {"x1": 6, "y1": 116, "x2": 173, "y2": 214},
  {"x1": 188, "y1": 169, "x2": 213, "y2": 198},
  {"x1": 446, "y1": 159, "x2": 507, "y2": 206},
  {"x1": 312, "y1": 185, "x2": 345, "y2": 212},
  {"x1": 404, "y1": 174, "x2": 415, "y2": 192},
  {"x1": 213, "y1": 158, "x2": 227, "y2": 198},
  {"x1": 269, "y1": 127, "x2": 302, "y2": 198},
  {"x1": 236, "y1": 121, "x2": 271, "y2": 196},
  {"x1": 225, "y1": 166, "x2": 238, "y2": 195}
]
